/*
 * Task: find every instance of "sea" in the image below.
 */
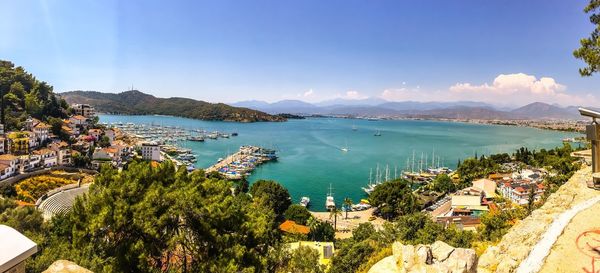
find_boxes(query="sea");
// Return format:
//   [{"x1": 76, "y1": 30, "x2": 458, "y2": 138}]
[{"x1": 99, "y1": 114, "x2": 582, "y2": 211}]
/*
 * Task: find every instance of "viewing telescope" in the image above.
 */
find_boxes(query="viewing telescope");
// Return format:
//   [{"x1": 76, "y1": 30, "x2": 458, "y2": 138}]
[{"x1": 578, "y1": 107, "x2": 600, "y2": 121}]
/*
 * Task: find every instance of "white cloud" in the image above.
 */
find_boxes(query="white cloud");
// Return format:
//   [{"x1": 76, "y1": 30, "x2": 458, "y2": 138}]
[
  {"x1": 448, "y1": 73, "x2": 597, "y2": 106},
  {"x1": 302, "y1": 89, "x2": 314, "y2": 97},
  {"x1": 344, "y1": 90, "x2": 367, "y2": 100}
]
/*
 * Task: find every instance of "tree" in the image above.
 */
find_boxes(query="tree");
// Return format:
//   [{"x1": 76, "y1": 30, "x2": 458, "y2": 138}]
[
  {"x1": 527, "y1": 186, "x2": 536, "y2": 213},
  {"x1": 343, "y1": 197, "x2": 353, "y2": 219},
  {"x1": 574, "y1": 0, "x2": 600, "y2": 76},
  {"x1": 309, "y1": 221, "x2": 334, "y2": 242},
  {"x1": 284, "y1": 204, "x2": 311, "y2": 225},
  {"x1": 352, "y1": 222, "x2": 375, "y2": 242},
  {"x1": 431, "y1": 173, "x2": 456, "y2": 193},
  {"x1": 329, "y1": 206, "x2": 342, "y2": 231},
  {"x1": 279, "y1": 246, "x2": 325, "y2": 273},
  {"x1": 329, "y1": 240, "x2": 375, "y2": 273},
  {"x1": 97, "y1": 135, "x2": 110, "y2": 148},
  {"x1": 250, "y1": 180, "x2": 291, "y2": 218},
  {"x1": 369, "y1": 179, "x2": 419, "y2": 220}
]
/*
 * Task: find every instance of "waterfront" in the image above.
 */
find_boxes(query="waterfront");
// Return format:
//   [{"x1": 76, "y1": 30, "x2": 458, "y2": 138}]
[{"x1": 99, "y1": 114, "x2": 582, "y2": 211}]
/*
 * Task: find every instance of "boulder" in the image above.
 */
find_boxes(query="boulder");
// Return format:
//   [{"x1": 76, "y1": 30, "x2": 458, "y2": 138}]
[
  {"x1": 431, "y1": 241, "x2": 455, "y2": 263},
  {"x1": 43, "y1": 260, "x2": 92, "y2": 273}
]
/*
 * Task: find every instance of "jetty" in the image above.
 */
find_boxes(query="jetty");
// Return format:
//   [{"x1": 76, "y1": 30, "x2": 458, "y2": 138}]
[{"x1": 205, "y1": 145, "x2": 277, "y2": 179}]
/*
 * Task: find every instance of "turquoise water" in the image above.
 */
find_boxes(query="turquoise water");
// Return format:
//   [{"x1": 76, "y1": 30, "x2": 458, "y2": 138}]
[{"x1": 99, "y1": 114, "x2": 581, "y2": 211}]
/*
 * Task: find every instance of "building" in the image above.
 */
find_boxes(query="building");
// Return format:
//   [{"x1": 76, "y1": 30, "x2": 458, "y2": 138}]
[
  {"x1": 500, "y1": 181, "x2": 545, "y2": 205},
  {"x1": 7, "y1": 132, "x2": 30, "y2": 155},
  {"x1": 72, "y1": 103, "x2": 96, "y2": 118},
  {"x1": 32, "y1": 122, "x2": 50, "y2": 144},
  {"x1": 141, "y1": 142, "x2": 161, "y2": 161},
  {"x1": 0, "y1": 154, "x2": 20, "y2": 179},
  {"x1": 449, "y1": 187, "x2": 488, "y2": 217},
  {"x1": 0, "y1": 225, "x2": 38, "y2": 273},
  {"x1": 0, "y1": 136, "x2": 5, "y2": 154},
  {"x1": 472, "y1": 178, "x2": 497, "y2": 199},
  {"x1": 32, "y1": 148, "x2": 58, "y2": 167},
  {"x1": 279, "y1": 220, "x2": 310, "y2": 235},
  {"x1": 48, "y1": 141, "x2": 71, "y2": 166},
  {"x1": 288, "y1": 241, "x2": 335, "y2": 267}
]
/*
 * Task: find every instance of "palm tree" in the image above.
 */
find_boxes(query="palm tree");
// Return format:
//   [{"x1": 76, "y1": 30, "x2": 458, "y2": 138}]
[
  {"x1": 343, "y1": 197, "x2": 353, "y2": 219},
  {"x1": 329, "y1": 207, "x2": 342, "y2": 231}
]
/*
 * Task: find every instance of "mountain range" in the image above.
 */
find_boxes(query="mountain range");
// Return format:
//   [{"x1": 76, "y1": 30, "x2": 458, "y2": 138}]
[
  {"x1": 59, "y1": 90, "x2": 285, "y2": 122},
  {"x1": 233, "y1": 99, "x2": 594, "y2": 120}
]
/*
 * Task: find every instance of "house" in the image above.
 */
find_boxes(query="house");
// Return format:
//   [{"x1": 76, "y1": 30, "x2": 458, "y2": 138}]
[
  {"x1": 104, "y1": 129, "x2": 116, "y2": 142},
  {"x1": 0, "y1": 154, "x2": 19, "y2": 179},
  {"x1": 449, "y1": 187, "x2": 488, "y2": 217},
  {"x1": 69, "y1": 115, "x2": 87, "y2": 126},
  {"x1": 0, "y1": 225, "x2": 38, "y2": 273},
  {"x1": 32, "y1": 122, "x2": 50, "y2": 144},
  {"x1": 71, "y1": 103, "x2": 96, "y2": 118},
  {"x1": 32, "y1": 148, "x2": 58, "y2": 167},
  {"x1": 7, "y1": 132, "x2": 29, "y2": 155},
  {"x1": 0, "y1": 136, "x2": 5, "y2": 154},
  {"x1": 279, "y1": 220, "x2": 310, "y2": 235},
  {"x1": 20, "y1": 154, "x2": 40, "y2": 170},
  {"x1": 141, "y1": 142, "x2": 161, "y2": 161},
  {"x1": 88, "y1": 129, "x2": 102, "y2": 140},
  {"x1": 288, "y1": 241, "x2": 335, "y2": 267},
  {"x1": 500, "y1": 181, "x2": 545, "y2": 205},
  {"x1": 48, "y1": 141, "x2": 71, "y2": 166},
  {"x1": 472, "y1": 178, "x2": 497, "y2": 199}
]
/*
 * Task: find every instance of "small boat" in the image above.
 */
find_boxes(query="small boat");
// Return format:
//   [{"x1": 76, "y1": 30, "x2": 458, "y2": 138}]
[
  {"x1": 341, "y1": 147, "x2": 349, "y2": 152},
  {"x1": 325, "y1": 184, "x2": 335, "y2": 211},
  {"x1": 220, "y1": 133, "x2": 230, "y2": 138},
  {"x1": 300, "y1": 196, "x2": 310, "y2": 207},
  {"x1": 352, "y1": 125, "x2": 357, "y2": 131},
  {"x1": 374, "y1": 130, "x2": 382, "y2": 136},
  {"x1": 231, "y1": 132, "x2": 238, "y2": 136},
  {"x1": 186, "y1": 136, "x2": 204, "y2": 142}
]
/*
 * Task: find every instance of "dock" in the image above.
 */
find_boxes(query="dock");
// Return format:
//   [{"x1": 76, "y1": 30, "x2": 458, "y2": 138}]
[{"x1": 205, "y1": 145, "x2": 277, "y2": 179}]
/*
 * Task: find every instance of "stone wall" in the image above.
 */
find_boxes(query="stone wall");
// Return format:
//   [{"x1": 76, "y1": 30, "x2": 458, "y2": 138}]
[
  {"x1": 368, "y1": 241, "x2": 477, "y2": 273},
  {"x1": 477, "y1": 166, "x2": 599, "y2": 273}
]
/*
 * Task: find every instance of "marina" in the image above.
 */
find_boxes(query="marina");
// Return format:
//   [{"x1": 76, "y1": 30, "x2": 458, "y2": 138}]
[
  {"x1": 99, "y1": 114, "x2": 580, "y2": 211},
  {"x1": 205, "y1": 145, "x2": 278, "y2": 179}
]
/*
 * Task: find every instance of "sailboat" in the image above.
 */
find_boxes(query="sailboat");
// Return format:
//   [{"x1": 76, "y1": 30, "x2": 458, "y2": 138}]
[
  {"x1": 374, "y1": 130, "x2": 382, "y2": 136},
  {"x1": 326, "y1": 184, "x2": 336, "y2": 211},
  {"x1": 352, "y1": 125, "x2": 358, "y2": 131}
]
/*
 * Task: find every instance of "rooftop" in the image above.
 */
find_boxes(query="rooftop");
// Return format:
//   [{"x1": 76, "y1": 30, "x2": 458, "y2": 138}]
[{"x1": 0, "y1": 225, "x2": 38, "y2": 272}]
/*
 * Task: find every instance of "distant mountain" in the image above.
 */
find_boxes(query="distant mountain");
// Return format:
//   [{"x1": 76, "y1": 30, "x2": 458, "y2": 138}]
[
  {"x1": 417, "y1": 106, "x2": 517, "y2": 120},
  {"x1": 315, "y1": 97, "x2": 388, "y2": 107},
  {"x1": 60, "y1": 90, "x2": 285, "y2": 122},
  {"x1": 233, "y1": 100, "x2": 319, "y2": 114},
  {"x1": 378, "y1": 101, "x2": 497, "y2": 112},
  {"x1": 510, "y1": 102, "x2": 581, "y2": 120}
]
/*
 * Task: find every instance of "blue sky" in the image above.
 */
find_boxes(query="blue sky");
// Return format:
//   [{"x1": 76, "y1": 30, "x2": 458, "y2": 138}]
[{"x1": 1, "y1": 0, "x2": 599, "y2": 106}]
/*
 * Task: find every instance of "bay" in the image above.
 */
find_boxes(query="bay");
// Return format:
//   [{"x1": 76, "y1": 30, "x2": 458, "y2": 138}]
[{"x1": 99, "y1": 114, "x2": 581, "y2": 211}]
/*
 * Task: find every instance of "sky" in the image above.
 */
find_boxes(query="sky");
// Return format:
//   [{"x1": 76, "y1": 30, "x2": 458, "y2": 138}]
[{"x1": 1, "y1": 0, "x2": 599, "y2": 107}]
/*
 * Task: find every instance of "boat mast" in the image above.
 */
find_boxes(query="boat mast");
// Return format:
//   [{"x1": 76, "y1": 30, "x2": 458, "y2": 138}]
[{"x1": 411, "y1": 151, "x2": 415, "y2": 173}]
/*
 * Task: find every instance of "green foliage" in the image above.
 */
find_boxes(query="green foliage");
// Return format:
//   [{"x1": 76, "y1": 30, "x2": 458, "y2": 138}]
[
  {"x1": 309, "y1": 221, "x2": 335, "y2": 242},
  {"x1": 61, "y1": 90, "x2": 285, "y2": 122},
  {"x1": 477, "y1": 206, "x2": 527, "y2": 242},
  {"x1": 430, "y1": 174, "x2": 456, "y2": 193},
  {"x1": 25, "y1": 161, "x2": 281, "y2": 272},
  {"x1": 455, "y1": 156, "x2": 500, "y2": 187},
  {"x1": 284, "y1": 204, "x2": 311, "y2": 225},
  {"x1": 276, "y1": 246, "x2": 325, "y2": 273},
  {"x1": 574, "y1": 0, "x2": 600, "y2": 76},
  {"x1": 0, "y1": 60, "x2": 68, "y2": 130},
  {"x1": 97, "y1": 135, "x2": 111, "y2": 148},
  {"x1": 352, "y1": 222, "x2": 376, "y2": 242},
  {"x1": 369, "y1": 179, "x2": 418, "y2": 220},
  {"x1": 250, "y1": 180, "x2": 292, "y2": 219},
  {"x1": 329, "y1": 240, "x2": 375, "y2": 273}
]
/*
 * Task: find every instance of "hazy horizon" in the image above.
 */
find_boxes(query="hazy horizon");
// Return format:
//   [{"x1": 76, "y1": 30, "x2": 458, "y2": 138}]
[{"x1": 3, "y1": 0, "x2": 600, "y2": 107}]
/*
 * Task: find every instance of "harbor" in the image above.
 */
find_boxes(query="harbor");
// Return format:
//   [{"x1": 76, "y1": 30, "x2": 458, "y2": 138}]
[{"x1": 205, "y1": 145, "x2": 278, "y2": 180}]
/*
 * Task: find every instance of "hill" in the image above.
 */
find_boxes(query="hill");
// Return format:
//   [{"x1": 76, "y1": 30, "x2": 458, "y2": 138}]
[
  {"x1": 510, "y1": 102, "x2": 581, "y2": 120},
  {"x1": 0, "y1": 60, "x2": 69, "y2": 130},
  {"x1": 60, "y1": 90, "x2": 285, "y2": 122}
]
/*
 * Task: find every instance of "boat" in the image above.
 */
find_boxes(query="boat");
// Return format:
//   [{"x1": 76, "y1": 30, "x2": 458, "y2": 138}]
[
  {"x1": 231, "y1": 132, "x2": 238, "y2": 136},
  {"x1": 374, "y1": 130, "x2": 382, "y2": 136},
  {"x1": 340, "y1": 140, "x2": 349, "y2": 152},
  {"x1": 326, "y1": 184, "x2": 335, "y2": 211},
  {"x1": 300, "y1": 196, "x2": 310, "y2": 207},
  {"x1": 352, "y1": 125, "x2": 357, "y2": 131},
  {"x1": 186, "y1": 136, "x2": 204, "y2": 142}
]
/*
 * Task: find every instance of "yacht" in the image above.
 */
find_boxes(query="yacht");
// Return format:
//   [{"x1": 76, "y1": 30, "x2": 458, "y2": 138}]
[
  {"x1": 326, "y1": 184, "x2": 336, "y2": 211},
  {"x1": 300, "y1": 197, "x2": 310, "y2": 207}
]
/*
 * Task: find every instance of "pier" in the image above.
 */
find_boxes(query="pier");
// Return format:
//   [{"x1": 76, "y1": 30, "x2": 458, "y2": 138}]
[{"x1": 205, "y1": 145, "x2": 277, "y2": 179}]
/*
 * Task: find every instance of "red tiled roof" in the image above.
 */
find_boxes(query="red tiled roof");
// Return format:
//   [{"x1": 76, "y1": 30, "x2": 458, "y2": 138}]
[{"x1": 279, "y1": 220, "x2": 310, "y2": 235}]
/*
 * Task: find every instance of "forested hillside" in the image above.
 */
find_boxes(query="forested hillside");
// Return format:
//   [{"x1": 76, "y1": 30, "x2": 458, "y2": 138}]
[
  {"x1": 0, "y1": 60, "x2": 69, "y2": 130},
  {"x1": 60, "y1": 90, "x2": 286, "y2": 122}
]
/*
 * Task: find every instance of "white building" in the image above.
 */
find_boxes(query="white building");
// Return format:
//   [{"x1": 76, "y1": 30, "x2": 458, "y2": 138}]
[
  {"x1": 72, "y1": 103, "x2": 96, "y2": 118},
  {"x1": 33, "y1": 148, "x2": 57, "y2": 167},
  {"x1": 48, "y1": 141, "x2": 71, "y2": 166},
  {"x1": 141, "y1": 142, "x2": 161, "y2": 161},
  {"x1": 0, "y1": 154, "x2": 19, "y2": 178},
  {"x1": 33, "y1": 122, "x2": 50, "y2": 144}
]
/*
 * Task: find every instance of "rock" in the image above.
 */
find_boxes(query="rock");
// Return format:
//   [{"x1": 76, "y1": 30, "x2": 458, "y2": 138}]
[
  {"x1": 431, "y1": 241, "x2": 455, "y2": 263},
  {"x1": 416, "y1": 245, "x2": 432, "y2": 265},
  {"x1": 368, "y1": 256, "x2": 400, "y2": 273},
  {"x1": 446, "y1": 248, "x2": 477, "y2": 273},
  {"x1": 43, "y1": 260, "x2": 92, "y2": 273},
  {"x1": 401, "y1": 244, "x2": 417, "y2": 270}
]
